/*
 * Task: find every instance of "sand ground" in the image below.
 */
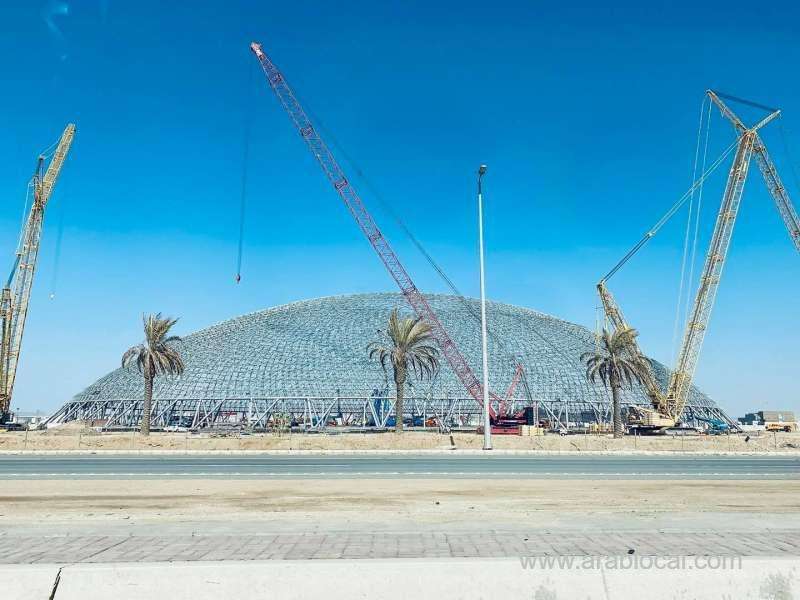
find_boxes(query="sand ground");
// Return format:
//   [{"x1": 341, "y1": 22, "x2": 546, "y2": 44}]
[
  {"x1": 2, "y1": 479, "x2": 799, "y2": 534},
  {"x1": 1, "y1": 426, "x2": 799, "y2": 453}
]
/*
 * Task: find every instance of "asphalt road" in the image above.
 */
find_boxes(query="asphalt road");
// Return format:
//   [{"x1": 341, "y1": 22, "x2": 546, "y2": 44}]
[{"x1": 0, "y1": 454, "x2": 797, "y2": 479}]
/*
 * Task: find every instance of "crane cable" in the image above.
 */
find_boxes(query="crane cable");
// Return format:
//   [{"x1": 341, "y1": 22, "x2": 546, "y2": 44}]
[
  {"x1": 600, "y1": 134, "x2": 739, "y2": 283},
  {"x1": 6, "y1": 182, "x2": 34, "y2": 288},
  {"x1": 8, "y1": 135, "x2": 63, "y2": 289},
  {"x1": 16, "y1": 181, "x2": 33, "y2": 254},
  {"x1": 49, "y1": 192, "x2": 66, "y2": 300},
  {"x1": 683, "y1": 98, "x2": 713, "y2": 338},
  {"x1": 777, "y1": 116, "x2": 800, "y2": 201},
  {"x1": 235, "y1": 60, "x2": 255, "y2": 284},
  {"x1": 37, "y1": 138, "x2": 59, "y2": 161},
  {"x1": 670, "y1": 97, "x2": 706, "y2": 363},
  {"x1": 303, "y1": 103, "x2": 603, "y2": 404},
  {"x1": 671, "y1": 96, "x2": 712, "y2": 363},
  {"x1": 43, "y1": 134, "x2": 73, "y2": 300}
]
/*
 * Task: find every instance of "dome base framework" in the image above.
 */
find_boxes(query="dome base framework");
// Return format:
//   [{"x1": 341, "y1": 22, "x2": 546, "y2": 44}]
[{"x1": 46, "y1": 394, "x2": 735, "y2": 432}]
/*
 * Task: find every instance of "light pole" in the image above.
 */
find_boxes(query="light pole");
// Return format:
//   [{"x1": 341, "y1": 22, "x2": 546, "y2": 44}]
[{"x1": 477, "y1": 164, "x2": 492, "y2": 451}]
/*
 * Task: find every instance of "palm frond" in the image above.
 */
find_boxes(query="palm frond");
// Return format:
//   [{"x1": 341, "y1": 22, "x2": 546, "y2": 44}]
[
  {"x1": 121, "y1": 313, "x2": 185, "y2": 378},
  {"x1": 367, "y1": 307, "x2": 441, "y2": 384},
  {"x1": 581, "y1": 326, "x2": 649, "y2": 391}
]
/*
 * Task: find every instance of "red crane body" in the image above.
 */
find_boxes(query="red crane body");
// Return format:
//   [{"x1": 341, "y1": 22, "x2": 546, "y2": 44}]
[{"x1": 250, "y1": 42, "x2": 499, "y2": 418}]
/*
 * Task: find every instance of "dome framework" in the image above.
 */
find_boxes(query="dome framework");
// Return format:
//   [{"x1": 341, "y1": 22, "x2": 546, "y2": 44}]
[{"x1": 47, "y1": 294, "x2": 734, "y2": 431}]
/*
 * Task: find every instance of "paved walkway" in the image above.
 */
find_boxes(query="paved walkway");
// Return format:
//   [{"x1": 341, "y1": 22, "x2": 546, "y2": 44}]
[{"x1": 1, "y1": 530, "x2": 798, "y2": 564}]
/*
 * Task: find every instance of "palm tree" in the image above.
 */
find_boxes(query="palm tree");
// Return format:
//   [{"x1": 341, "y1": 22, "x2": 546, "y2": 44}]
[
  {"x1": 581, "y1": 327, "x2": 649, "y2": 438},
  {"x1": 122, "y1": 313, "x2": 185, "y2": 436},
  {"x1": 367, "y1": 308, "x2": 440, "y2": 434}
]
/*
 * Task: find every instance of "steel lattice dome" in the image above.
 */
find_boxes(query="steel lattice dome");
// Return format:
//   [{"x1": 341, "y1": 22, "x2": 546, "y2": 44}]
[{"x1": 69, "y1": 293, "x2": 721, "y2": 421}]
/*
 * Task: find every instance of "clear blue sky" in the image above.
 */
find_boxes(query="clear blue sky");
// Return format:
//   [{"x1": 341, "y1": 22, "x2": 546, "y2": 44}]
[{"x1": 1, "y1": 1, "x2": 798, "y2": 417}]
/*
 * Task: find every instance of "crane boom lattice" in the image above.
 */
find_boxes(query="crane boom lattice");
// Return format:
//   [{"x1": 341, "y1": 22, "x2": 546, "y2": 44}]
[
  {"x1": 596, "y1": 281, "x2": 667, "y2": 413},
  {"x1": 250, "y1": 43, "x2": 496, "y2": 416},
  {"x1": 666, "y1": 130, "x2": 755, "y2": 419},
  {"x1": 597, "y1": 89, "x2": 800, "y2": 429},
  {"x1": 753, "y1": 136, "x2": 800, "y2": 251},
  {"x1": 0, "y1": 124, "x2": 75, "y2": 418},
  {"x1": 708, "y1": 91, "x2": 800, "y2": 253}
]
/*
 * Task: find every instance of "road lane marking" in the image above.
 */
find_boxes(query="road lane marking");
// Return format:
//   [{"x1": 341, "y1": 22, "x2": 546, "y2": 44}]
[{"x1": 0, "y1": 471, "x2": 796, "y2": 477}]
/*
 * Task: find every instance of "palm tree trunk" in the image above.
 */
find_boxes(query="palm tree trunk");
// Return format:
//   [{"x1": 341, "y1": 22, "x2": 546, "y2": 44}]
[
  {"x1": 394, "y1": 371, "x2": 405, "y2": 435},
  {"x1": 611, "y1": 379, "x2": 623, "y2": 439},
  {"x1": 141, "y1": 372, "x2": 153, "y2": 436}
]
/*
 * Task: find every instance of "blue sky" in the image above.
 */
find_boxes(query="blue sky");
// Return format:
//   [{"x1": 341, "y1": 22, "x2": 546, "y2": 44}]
[{"x1": 0, "y1": 1, "x2": 798, "y2": 416}]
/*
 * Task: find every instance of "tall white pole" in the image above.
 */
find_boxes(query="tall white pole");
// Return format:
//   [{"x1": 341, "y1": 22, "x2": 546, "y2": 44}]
[{"x1": 477, "y1": 165, "x2": 492, "y2": 451}]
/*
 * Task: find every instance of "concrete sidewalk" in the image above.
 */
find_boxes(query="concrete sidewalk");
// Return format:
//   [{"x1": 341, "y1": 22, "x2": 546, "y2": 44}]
[
  {"x1": 4, "y1": 557, "x2": 799, "y2": 600},
  {"x1": 2, "y1": 530, "x2": 798, "y2": 564}
]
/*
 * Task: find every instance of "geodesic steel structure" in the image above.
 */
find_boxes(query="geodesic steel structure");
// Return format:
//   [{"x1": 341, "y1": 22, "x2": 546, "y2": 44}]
[{"x1": 47, "y1": 293, "x2": 732, "y2": 430}]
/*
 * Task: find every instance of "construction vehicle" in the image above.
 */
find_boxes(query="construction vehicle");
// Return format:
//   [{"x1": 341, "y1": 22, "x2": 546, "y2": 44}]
[
  {"x1": 766, "y1": 422, "x2": 797, "y2": 433},
  {"x1": 250, "y1": 42, "x2": 528, "y2": 426},
  {"x1": 740, "y1": 410, "x2": 797, "y2": 432},
  {"x1": 598, "y1": 91, "x2": 799, "y2": 434},
  {"x1": 0, "y1": 125, "x2": 75, "y2": 425},
  {"x1": 695, "y1": 415, "x2": 730, "y2": 435},
  {"x1": 760, "y1": 411, "x2": 797, "y2": 433}
]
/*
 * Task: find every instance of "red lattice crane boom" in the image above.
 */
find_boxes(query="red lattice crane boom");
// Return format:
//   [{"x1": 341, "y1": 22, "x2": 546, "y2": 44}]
[{"x1": 250, "y1": 42, "x2": 499, "y2": 417}]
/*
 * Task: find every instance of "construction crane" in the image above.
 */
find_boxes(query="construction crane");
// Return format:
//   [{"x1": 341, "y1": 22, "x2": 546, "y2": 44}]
[
  {"x1": 598, "y1": 91, "x2": 798, "y2": 431},
  {"x1": 0, "y1": 124, "x2": 75, "y2": 424},
  {"x1": 249, "y1": 42, "x2": 513, "y2": 419}
]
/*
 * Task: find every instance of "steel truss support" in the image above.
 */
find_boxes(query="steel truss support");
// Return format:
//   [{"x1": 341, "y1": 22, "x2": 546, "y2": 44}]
[{"x1": 44, "y1": 394, "x2": 717, "y2": 433}]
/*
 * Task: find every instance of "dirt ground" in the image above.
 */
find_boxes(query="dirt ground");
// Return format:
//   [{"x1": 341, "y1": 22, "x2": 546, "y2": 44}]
[
  {"x1": 2, "y1": 479, "x2": 799, "y2": 531},
  {"x1": 0, "y1": 425, "x2": 798, "y2": 453}
]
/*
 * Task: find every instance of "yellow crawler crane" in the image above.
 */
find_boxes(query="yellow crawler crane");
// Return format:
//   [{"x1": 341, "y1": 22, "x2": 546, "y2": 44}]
[
  {"x1": 598, "y1": 91, "x2": 799, "y2": 432},
  {"x1": 0, "y1": 124, "x2": 75, "y2": 423}
]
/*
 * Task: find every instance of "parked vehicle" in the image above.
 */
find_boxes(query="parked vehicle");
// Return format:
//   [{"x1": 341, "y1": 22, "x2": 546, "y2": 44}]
[{"x1": 165, "y1": 416, "x2": 193, "y2": 432}]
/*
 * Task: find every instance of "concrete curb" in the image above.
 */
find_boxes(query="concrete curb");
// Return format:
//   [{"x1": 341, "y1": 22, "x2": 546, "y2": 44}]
[
  {"x1": 0, "y1": 564, "x2": 61, "y2": 600},
  {"x1": 7, "y1": 557, "x2": 799, "y2": 600}
]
